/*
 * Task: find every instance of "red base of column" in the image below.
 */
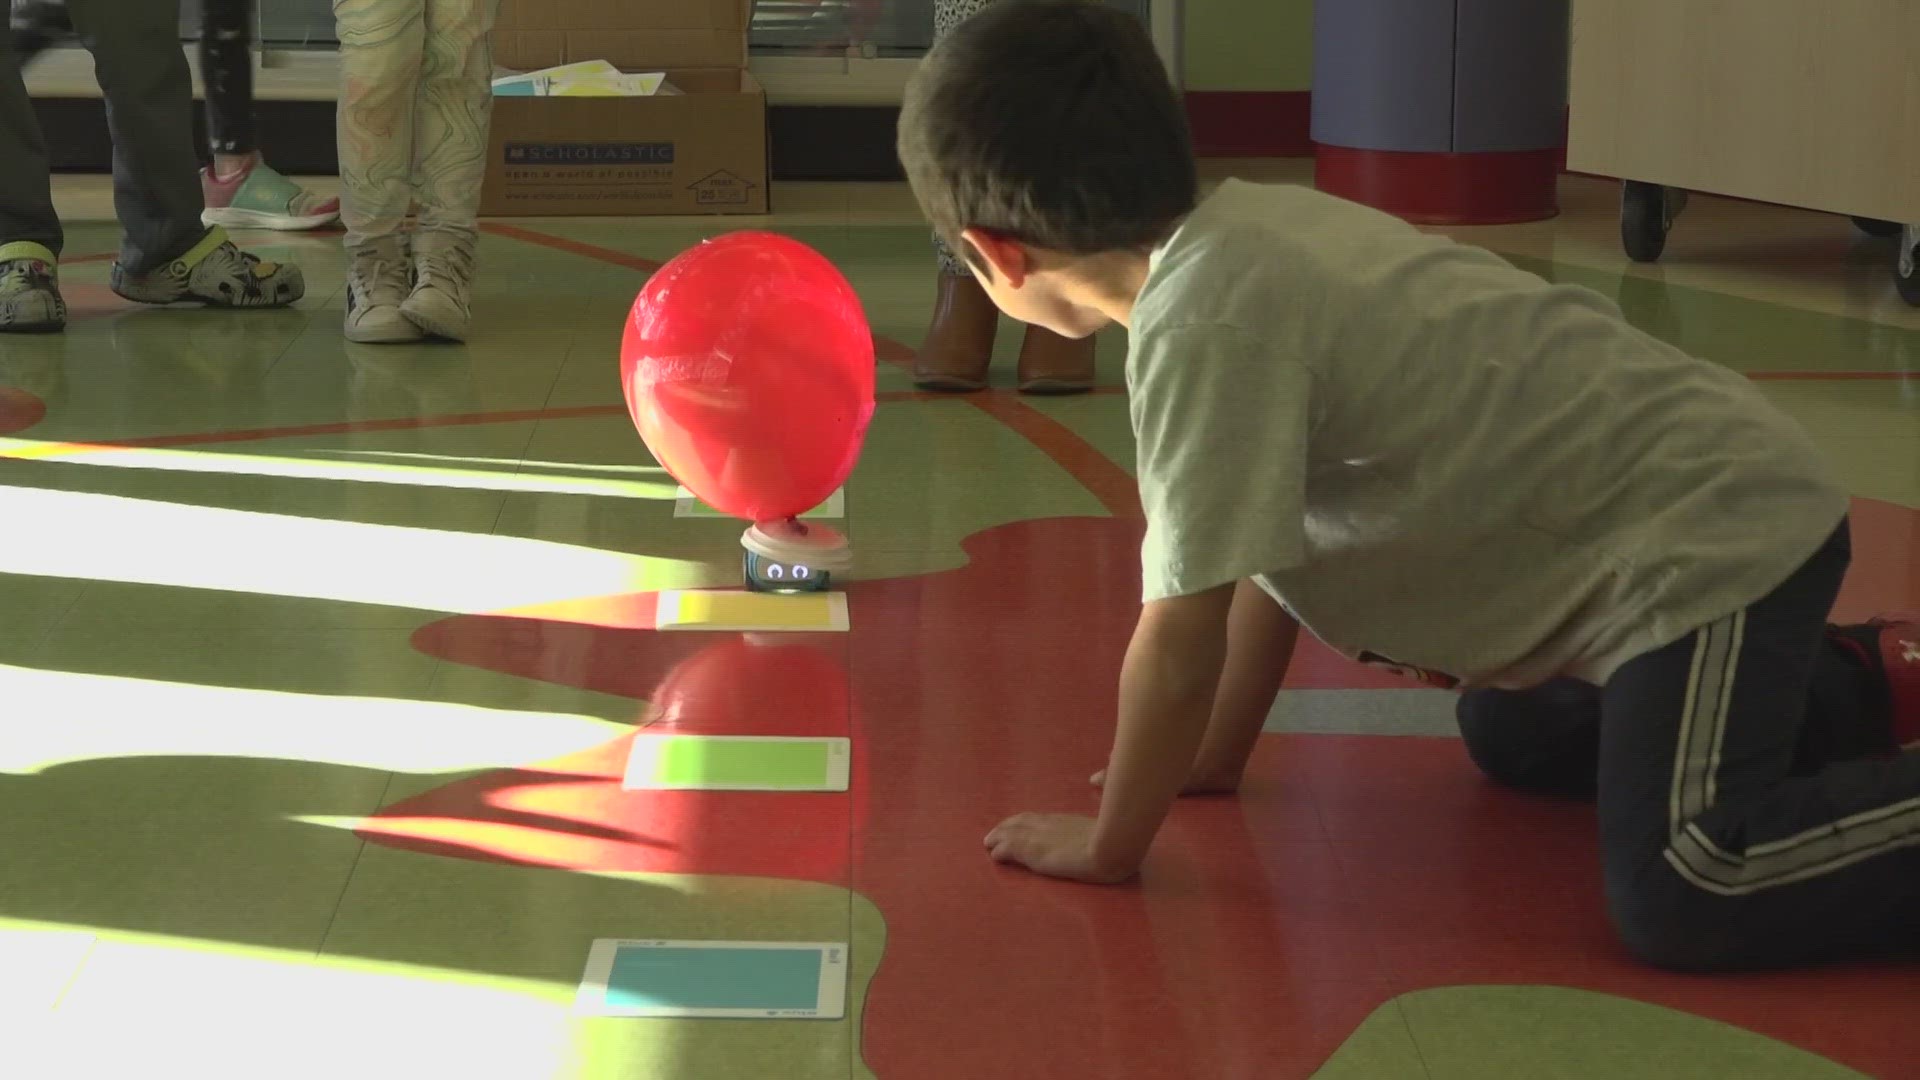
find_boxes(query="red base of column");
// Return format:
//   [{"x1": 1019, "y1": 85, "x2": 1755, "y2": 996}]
[{"x1": 1314, "y1": 145, "x2": 1562, "y2": 226}]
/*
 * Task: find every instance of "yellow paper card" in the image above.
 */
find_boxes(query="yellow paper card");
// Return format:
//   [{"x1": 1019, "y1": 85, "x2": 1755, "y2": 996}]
[{"x1": 655, "y1": 590, "x2": 849, "y2": 632}]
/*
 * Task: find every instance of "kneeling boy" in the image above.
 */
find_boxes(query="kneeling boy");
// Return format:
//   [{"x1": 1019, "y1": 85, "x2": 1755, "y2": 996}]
[{"x1": 897, "y1": 0, "x2": 1920, "y2": 971}]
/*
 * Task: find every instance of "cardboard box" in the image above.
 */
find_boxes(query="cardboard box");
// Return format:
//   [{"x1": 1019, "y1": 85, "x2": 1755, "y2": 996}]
[{"x1": 482, "y1": 0, "x2": 767, "y2": 216}]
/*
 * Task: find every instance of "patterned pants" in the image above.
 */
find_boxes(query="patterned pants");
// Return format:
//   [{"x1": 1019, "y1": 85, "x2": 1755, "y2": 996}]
[
  {"x1": 333, "y1": 0, "x2": 498, "y2": 247},
  {"x1": 930, "y1": 0, "x2": 995, "y2": 276}
]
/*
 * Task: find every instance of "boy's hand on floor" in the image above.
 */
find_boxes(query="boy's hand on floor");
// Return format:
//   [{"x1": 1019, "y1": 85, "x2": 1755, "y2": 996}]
[{"x1": 984, "y1": 812, "x2": 1137, "y2": 885}]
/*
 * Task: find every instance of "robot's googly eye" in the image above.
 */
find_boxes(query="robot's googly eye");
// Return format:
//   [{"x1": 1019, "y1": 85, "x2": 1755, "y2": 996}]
[{"x1": 741, "y1": 527, "x2": 844, "y2": 594}]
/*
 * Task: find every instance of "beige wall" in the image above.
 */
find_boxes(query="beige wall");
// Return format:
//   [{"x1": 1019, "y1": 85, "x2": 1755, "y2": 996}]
[{"x1": 1184, "y1": 0, "x2": 1313, "y2": 92}]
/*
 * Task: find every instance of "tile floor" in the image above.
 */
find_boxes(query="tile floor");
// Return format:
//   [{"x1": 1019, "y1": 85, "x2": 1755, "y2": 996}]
[{"x1": 1, "y1": 163, "x2": 1916, "y2": 1079}]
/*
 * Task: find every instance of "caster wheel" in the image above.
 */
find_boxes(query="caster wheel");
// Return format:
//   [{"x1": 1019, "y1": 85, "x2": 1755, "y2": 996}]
[
  {"x1": 1895, "y1": 227, "x2": 1920, "y2": 307},
  {"x1": 1621, "y1": 181, "x2": 1680, "y2": 263},
  {"x1": 1852, "y1": 216, "x2": 1902, "y2": 239}
]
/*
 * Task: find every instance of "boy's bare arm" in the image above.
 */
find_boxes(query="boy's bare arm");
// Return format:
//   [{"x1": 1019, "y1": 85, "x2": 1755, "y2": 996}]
[
  {"x1": 1094, "y1": 579, "x2": 1299, "y2": 795},
  {"x1": 1089, "y1": 585, "x2": 1236, "y2": 874},
  {"x1": 1195, "y1": 579, "x2": 1299, "y2": 787},
  {"x1": 985, "y1": 584, "x2": 1235, "y2": 883}
]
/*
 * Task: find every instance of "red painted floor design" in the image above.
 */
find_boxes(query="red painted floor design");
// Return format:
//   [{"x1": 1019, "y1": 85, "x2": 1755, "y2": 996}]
[
  {"x1": 11, "y1": 230, "x2": 1915, "y2": 1075},
  {"x1": 0, "y1": 387, "x2": 46, "y2": 436},
  {"x1": 381, "y1": 508, "x2": 1920, "y2": 1079}
]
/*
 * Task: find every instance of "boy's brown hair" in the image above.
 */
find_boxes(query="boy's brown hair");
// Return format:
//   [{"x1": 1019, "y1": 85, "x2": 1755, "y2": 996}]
[{"x1": 896, "y1": 0, "x2": 1197, "y2": 270}]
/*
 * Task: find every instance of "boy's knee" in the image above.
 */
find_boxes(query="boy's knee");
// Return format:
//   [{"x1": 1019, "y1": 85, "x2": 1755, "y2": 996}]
[
  {"x1": 1456, "y1": 691, "x2": 1529, "y2": 785},
  {"x1": 1609, "y1": 908, "x2": 1732, "y2": 973},
  {"x1": 1455, "y1": 682, "x2": 1599, "y2": 800},
  {"x1": 1605, "y1": 865, "x2": 1751, "y2": 974}
]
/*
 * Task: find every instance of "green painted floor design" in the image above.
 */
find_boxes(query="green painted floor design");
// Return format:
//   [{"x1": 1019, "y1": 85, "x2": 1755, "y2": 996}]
[
  {"x1": 1317, "y1": 987, "x2": 1871, "y2": 1080},
  {"x1": 2, "y1": 213, "x2": 1913, "y2": 1077}
]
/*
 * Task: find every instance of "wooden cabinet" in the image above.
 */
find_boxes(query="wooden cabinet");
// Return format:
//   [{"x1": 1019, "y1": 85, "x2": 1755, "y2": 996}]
[{"x1": 1566, "y1": 0, "x2": 1920, "y2": 300}]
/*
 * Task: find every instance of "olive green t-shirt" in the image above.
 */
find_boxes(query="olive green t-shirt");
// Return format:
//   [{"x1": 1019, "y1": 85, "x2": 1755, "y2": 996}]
[{"x1": 1130, "y1": 180, "x2": 1848, "y2": 689}]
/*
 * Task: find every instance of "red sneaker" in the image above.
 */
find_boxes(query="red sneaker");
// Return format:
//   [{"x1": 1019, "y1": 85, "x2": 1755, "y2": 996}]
[
  {"x1": 1827, "y1": 615, "x2": 1920, "y2": 748},
  {"x1": 1880, "y1": 615, "x2": 1920, "y2": 746}
]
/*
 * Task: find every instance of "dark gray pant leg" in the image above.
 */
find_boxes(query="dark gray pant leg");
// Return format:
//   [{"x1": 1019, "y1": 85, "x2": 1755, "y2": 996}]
[
  {"x1": 0, "y1": 10, "x2": 63, "y2": 254},
  {"x1": 65, "y1": 0, "x2": 206, "y2": 272}
]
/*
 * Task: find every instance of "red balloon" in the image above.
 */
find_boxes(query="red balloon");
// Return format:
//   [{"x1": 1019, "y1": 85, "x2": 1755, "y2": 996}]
[{"x1": 621, "y1": 232, "x2": 875, "y2": 523}]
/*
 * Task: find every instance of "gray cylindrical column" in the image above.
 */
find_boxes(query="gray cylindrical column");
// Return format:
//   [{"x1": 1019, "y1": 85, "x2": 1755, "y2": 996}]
[
  {"x1": 1312, "y1": 0, "x2": 1570, "y2": 224},
  {"x1": 1311, "y1": 0, "x2": 1456, "y2": 153}
]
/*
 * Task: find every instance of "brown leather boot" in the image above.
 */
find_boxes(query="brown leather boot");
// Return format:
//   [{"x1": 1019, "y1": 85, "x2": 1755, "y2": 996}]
[
  {"x1": 914, "y1": 270, "x2": 999, "y2": 392},
  {"x1": 1016, "y1": 324, "x2": 1096, "y2": 395}
]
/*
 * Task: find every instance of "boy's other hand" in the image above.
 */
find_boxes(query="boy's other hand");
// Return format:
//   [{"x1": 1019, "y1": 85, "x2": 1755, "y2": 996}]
[
  {"x1": 984, "y1": 812, "x2": 1137, "y2": 885},
  {"x1": 1090, "y1": 766, "x2": 1242, "y2": 797}
]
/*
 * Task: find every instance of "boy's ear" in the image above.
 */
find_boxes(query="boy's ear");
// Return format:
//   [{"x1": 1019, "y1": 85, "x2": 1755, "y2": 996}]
[{"x1": 959, "y1": 228, "x2": 1032, "y2": 288}]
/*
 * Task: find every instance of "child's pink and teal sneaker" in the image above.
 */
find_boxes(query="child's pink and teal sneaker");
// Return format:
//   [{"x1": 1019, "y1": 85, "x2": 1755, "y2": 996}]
[{"x1": 200, "y1": 155, "x2": 340, "y2": 232}]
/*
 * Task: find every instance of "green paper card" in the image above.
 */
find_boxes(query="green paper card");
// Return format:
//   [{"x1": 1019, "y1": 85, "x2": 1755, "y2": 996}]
[{"x1": 622, "y1": 735, "x2": 851, "y2": 792}]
